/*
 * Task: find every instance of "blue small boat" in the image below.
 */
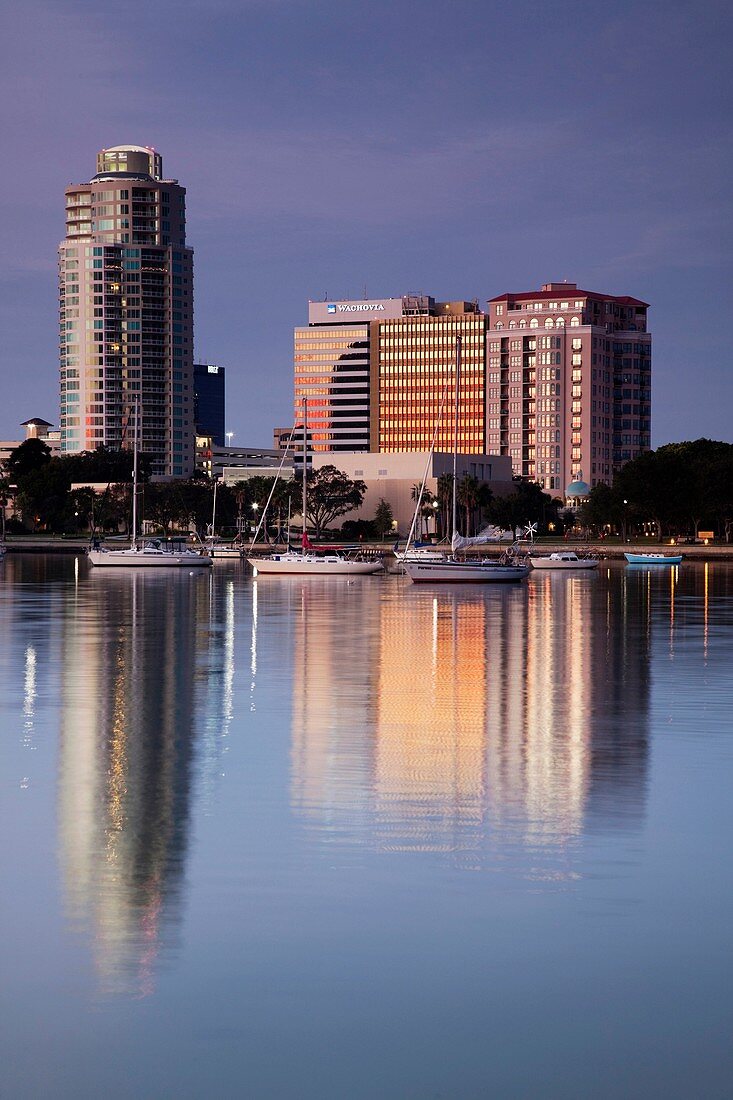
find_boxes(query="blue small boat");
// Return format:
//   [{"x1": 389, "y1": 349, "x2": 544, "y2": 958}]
[{"x1": 624, "y1": 552, "x2": 683, "y2": 565}]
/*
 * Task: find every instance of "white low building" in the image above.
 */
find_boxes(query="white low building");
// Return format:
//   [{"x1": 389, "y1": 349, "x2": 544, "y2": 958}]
[{"x1": 311, "y1": 451, "x2": 514, "y2": 535}]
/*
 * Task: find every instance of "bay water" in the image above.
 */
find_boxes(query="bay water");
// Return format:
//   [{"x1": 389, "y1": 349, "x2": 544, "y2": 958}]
[{"x1": 1, "y1": 554, "x2": 731, "y2": 1098}]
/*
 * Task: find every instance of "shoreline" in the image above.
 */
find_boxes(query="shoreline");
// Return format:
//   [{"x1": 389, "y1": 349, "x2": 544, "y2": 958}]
[{"x1": 4, "y1": 538, "x2": 733, "y2": 561}]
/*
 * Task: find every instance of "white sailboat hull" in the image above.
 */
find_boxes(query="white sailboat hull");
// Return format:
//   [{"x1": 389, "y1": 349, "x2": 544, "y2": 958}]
[
  {"x1": 88, "y1": 548, "x2": 212, "y2": 567},
  {"x1": 404, "y1": 559, "x2": 530, "y2": 583},
  {"x1": 249, "y1": 553, "x2": 382, "y2": 576}
]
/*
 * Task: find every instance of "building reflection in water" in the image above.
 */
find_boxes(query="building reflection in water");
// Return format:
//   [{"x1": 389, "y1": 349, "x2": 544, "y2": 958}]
[
  {"x1": 289, "y1": 571, "x2": 652, "y2": 871},
  {"x1": 57, "y1": 568, "x2": 231, "y2": 996}
]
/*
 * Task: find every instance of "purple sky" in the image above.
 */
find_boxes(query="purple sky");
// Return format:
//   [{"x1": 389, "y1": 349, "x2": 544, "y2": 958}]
[{"x1": 1, "y1": 0, "x2": 731, "y2": 447}]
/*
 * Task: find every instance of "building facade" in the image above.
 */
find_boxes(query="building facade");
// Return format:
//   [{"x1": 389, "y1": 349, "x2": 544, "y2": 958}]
[
  {"x1": 376, "y1": 299, "x2": 486, "y2": 453},
  {"x1": 294, "y1": 298, "x2": 410, "y2": 454},
  {"x1": 486, "y1": 282, "x2": 651, "y2": 492},
  {"x1": 193, "y1": 364, "x2": 225, "y2": 447},
  {"x1": 294, "y1": 296, "x2": 487, "y2": 456},
  {"x1": 59, "y1": 145, "x2": 195, "y2": 477}
]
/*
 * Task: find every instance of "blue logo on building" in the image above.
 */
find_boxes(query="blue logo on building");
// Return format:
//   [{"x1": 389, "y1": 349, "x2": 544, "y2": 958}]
[{"x1": 327, "y1": 303, "x2": 336, "y2": 313}]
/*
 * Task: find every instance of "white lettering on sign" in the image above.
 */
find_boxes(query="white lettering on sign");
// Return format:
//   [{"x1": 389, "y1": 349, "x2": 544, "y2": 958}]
[{"x1": 332, "y1": 303, "x2": 386, "y2": 313}]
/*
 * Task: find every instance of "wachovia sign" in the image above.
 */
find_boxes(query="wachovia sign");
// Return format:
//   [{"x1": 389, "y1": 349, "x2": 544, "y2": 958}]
[{"x1": 327, "y1": 302, "x2": 386, "y2": 313}]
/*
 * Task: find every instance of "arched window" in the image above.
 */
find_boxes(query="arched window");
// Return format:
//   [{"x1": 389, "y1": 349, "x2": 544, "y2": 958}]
[
  {"x1": 495, "y1": 322, "x2": 503, "y2": 330},
  {"x1": 555, "y1": 316, "x2": 565, "y2": 327},
  {"x1": 508, "y1": 320, "x2": 516, "y2": 329},
  {"x1": 519, "y1": 319, "x2": 527, "y2": 328},
  {"x1": 530, "y1": 317, "x2": 538, "y2": 329},
  {"x1": 570, "y1": 316, "x2": 580, "y2": 327},
  {"x1": 544, "y1": 318, "x2": 554, "y2": 329}
]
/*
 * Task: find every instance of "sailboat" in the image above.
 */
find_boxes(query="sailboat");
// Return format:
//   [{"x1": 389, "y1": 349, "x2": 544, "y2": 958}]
[
  {"x1": 206, "y1": 479, "x2": 245, "y2": 559},
  {"x1": 247, "y1": 400, "x2": 383, "y2": 576},
  {"x1": 403, "y1": 338, "x2": 529, "y2": 584},
  {"x1": 87, "y1": 401, "x2": 212, "y2": 568}
]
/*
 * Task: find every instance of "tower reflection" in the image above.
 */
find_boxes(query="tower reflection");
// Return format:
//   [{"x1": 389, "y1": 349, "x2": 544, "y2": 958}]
[
  {"x1": 289, "y1": 572, "x2": 651, "y2": 869},
  {"x1": 57, "y1": 569, "x2": 227, "y2": 995}
]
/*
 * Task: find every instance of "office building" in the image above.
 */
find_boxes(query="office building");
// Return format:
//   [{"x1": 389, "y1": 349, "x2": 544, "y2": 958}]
[
  {"x1": 59, "y1": 145, "x2": 195, "y2": 477},
  {"x1": 294, "y1": 297, "x2": 401, "y2": 453},
  {"x1": 193, "y1": 364, "x2": 225, "y2": 446},
  {"x1": 295, "y1": 296, "x2": 487, "y2": 455},
  {"x1": 486, "y1": 282, "x2": 651, "y2": 492},
  {"x1": 376, "y1": 299, "x2": 485, "y2": 453}
]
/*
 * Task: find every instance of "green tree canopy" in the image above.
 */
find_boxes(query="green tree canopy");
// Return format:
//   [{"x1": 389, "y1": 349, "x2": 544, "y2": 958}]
[
  {"x1": 6, "y1": 438, "x2": 51, "y2": 480},
  {"x1": 304, "y1": 465, "x2": 366, "y2": 538}
]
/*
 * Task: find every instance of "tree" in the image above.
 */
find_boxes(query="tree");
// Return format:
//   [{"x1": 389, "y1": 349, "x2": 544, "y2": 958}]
[
  {"x1": 436, "y1": 473, "x2": 453, "y2": 540},
  {"x1": 304, "y1": 465, "x2": 366, "y2": 538},
  {"x1": 457, "y1": 475, "x2": 480, "y2": 536},
  {"x1": 374, "y1": 498, "x2": 394, "y2": 539},
  {"x1": 485, "y1": 480, "x2": 555, "y2": 538},
  {"x1": 6, "y1": 438, "x2": 51, "y2": 481},
  {"x1": 14, "y1": 460, "x2": 71, "y2": 530}
]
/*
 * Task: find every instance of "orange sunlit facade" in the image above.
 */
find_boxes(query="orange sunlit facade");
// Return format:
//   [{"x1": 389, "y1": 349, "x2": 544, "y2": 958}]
[{"x1": 377, "y1": 308, "x2": 487, "y2": 453}]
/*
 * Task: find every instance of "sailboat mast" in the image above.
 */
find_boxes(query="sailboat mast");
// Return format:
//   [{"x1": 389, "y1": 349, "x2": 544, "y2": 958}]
[
  {"x1": 131, "y1": 397, "x2": 139, "y2": 548},
  {"x1": 302, "y1": 398, "x2": 307, "y2": 542},
  {"x1": 452, "y1": 336, "x2": 461, "y2": 540}
]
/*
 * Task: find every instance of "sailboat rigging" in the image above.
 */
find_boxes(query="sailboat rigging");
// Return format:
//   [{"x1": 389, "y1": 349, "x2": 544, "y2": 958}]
[
  {"x1": 247, "y1": 399, "x2": 383, "y2": 576},
  {"x1": 403, "y1": 338, "x2": 529, "y2": 584},
  {"x1": 87, "y1": 399, "x2": 212, "y2": 568}
]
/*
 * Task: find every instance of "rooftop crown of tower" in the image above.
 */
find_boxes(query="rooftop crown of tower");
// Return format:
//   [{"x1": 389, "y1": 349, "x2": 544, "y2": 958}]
[{"x1": 94, "y1": 145, "x2": 162, "y2": 181}]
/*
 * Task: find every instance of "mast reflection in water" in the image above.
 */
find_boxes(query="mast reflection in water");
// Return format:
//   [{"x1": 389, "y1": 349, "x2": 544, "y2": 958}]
[
  {"x1": 288, "y1": 572, "x2": 650, "y2": 874},
  {"x1": 57, "y1": 568, "x2": 227, "y2": 996}
]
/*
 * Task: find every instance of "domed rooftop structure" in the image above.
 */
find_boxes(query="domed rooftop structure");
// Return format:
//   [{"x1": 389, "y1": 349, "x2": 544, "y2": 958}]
[
  {"x1": 566, "y1": 477, "x2": 590, "y2": 498},
  {"x1": 565, "y1": 472, "x2": 590, "y2": 508}
]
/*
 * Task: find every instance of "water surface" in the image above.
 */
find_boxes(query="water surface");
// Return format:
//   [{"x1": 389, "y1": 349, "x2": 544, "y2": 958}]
[{"x1": 1, "y1": 554, "x2": 731, "y2": 1098}]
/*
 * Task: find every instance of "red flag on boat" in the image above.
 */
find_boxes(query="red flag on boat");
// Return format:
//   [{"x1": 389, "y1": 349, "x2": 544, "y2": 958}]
[{"x1": 302, "y1": 531, "x2": 315, "y2": 550}]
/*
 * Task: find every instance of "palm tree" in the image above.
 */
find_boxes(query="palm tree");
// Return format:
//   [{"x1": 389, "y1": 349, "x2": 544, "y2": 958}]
[
  {"x1": 436, "y1": 473, "x2": 454, "y2": 541},
  {"x1": 457, "y1": 474, "x2": 480, "y2": 536}
]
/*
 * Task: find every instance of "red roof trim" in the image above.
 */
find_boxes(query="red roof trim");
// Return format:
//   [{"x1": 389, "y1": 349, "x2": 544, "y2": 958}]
[{"x1": 487, "y1": 289, "x2": 649, "y2": 307}]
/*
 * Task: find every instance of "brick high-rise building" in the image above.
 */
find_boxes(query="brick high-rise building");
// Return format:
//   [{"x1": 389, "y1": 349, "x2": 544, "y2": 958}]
[
  {"x1": 59, "y1": 145, "x2": 195, "y2": 477},
  {"x1": 486, "y1": 282, "x2": 651, "y2": 492}
]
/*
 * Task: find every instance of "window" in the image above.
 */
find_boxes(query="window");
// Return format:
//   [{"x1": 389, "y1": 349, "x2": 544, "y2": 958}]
[
  {"x1": 544, "y1": 318, "x2": 554, "y2": 329},
  {"x1": 570, "y1": 316, "x2": 580, "y2": 327},
  {"x1": 530, "y1": 318, "x2": 538, "y2": 329}
]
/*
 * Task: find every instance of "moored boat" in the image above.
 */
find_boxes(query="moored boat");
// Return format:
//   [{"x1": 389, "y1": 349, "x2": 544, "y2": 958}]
[
  {"x1": 87, "y1": 400, "x2": 212, "y2": 569},
  {"x1": 529, "y1": 551, "x2": 599, "y2": 571},
  {"x1": 247, "y1": 401, "x2": 384, "y2": 577},
  {"x1": 624, "y1": 552, "x2": 683, "y2": 565},
  {"x1": 403, "y1": 337, "x2": 528, "y2": 585}
]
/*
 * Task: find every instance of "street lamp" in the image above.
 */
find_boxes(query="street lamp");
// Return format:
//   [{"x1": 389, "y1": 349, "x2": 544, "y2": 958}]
[{"x1": 226, "y1": 431, "x2": 234, "y2": 447}]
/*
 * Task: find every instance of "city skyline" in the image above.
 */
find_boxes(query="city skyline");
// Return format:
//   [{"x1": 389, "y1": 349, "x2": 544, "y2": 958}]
[{"x1": 1, "y1": 0, "x2": 731, "y2": 449}]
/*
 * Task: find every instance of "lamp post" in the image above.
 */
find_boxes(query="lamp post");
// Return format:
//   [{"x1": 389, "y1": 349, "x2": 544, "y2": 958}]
[
  {"x1": 623, "y1": 499, "x2": 629, "y2": 543},
  {"x1": 251, "y1": 501, "x2": 259, "y2": 539},
  {"x1": 226, "y1": 431, "x2": 234, "y2": 447}
]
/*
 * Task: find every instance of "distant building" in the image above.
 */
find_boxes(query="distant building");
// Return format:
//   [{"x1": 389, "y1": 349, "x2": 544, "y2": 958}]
[
  {"x1": 195, "y1": 436, "x2": 293, "y2": 483},
  {"x1": 193, "y1": 364, "x2": 226, "y2": 447},
  {"x1": 59, "y1": 144, "x2": 195, "y2": 477},
  {"x1": 294, "y1": 295, "x2": 486, "y2": 456},
  {"x1": 1, "y1": 418, "x2": 61, "y2": 470},
  {"x1": 311, "y1": 450, "x2": 513, "y2": 533},
  {"x1": 486, "y1": 282, "x2": 651, "y2": 491}
]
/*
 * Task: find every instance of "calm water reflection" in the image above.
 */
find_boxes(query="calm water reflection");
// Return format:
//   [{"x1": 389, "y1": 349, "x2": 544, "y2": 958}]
[{"x1": 1, "y1": 554, "x2": 732, "y2": 1098}]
